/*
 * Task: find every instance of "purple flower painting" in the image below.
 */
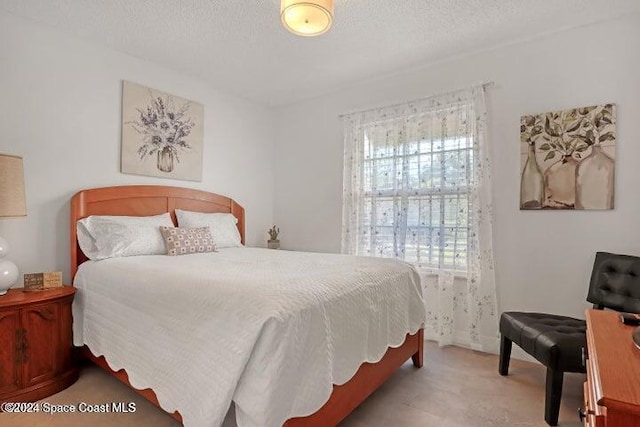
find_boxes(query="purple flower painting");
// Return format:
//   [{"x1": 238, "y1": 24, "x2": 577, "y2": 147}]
[{"x1": 121, "y1": 81, "x2": 204, "y2": 181}]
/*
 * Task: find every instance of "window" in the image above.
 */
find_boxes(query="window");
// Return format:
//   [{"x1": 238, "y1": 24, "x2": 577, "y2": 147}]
[
  {"x1": 342, "y1": 101, "x2": 477, "y2": 272},
  {"x1": 343, "y1": 86, "x2": 498, "y2": 350}
]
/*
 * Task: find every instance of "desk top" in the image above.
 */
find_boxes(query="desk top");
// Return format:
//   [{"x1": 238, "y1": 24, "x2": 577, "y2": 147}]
[{"x1": 587, "y1": 309, "x2": 640, "y2": 415}]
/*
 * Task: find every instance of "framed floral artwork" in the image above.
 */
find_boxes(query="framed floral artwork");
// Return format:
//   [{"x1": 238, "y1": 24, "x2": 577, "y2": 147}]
[
  {"x1": 121, "y1": 81, "x2": 204, "y2": 181},
  {"x1": 520, "y1": 103, "x2": 616, "y2": 210}
]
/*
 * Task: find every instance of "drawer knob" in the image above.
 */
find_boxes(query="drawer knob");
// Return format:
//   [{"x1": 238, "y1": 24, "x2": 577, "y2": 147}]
[{"x1": 578, "y1": 407, "x2": 587, "y2": 421}]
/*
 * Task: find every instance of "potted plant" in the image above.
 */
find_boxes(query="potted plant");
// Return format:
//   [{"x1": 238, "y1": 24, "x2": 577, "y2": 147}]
[{"x1": 267, "y1": 225, "x2": 280, "y2": 249}]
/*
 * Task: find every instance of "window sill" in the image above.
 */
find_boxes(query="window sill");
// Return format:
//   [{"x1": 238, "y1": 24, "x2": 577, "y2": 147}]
[{"x1": 414, "y1": 267, "x2": 468, "y2": 280}]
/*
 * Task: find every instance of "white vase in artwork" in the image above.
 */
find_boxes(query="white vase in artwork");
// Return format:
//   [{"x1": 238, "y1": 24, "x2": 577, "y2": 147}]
[
  {"x1": 157, "y1": 147, "x2": 175, "y2": 172},
  {"x1": 544, "y1": 155, "x2": 577, "y2": 209},
  {"x1": 520, "y1": 144, "x2": 545, "y2": 209},
  {"x1": 575, "y1": 144, "x2": 614, "y2": 209}
]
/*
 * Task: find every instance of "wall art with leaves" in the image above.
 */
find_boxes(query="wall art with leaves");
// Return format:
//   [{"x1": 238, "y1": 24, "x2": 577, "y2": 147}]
[
  {"x1": 520, "y1": 103, "x2": 615, "y2": 210},
  {"x1": 121, "y1": 81, "x2": 204, "y2": 181}
]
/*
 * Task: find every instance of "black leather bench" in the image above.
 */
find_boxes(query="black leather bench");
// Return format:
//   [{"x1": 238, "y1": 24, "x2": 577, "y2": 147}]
[{"x1": 498, "y1": 252, "x2": 640, "y2": 426}]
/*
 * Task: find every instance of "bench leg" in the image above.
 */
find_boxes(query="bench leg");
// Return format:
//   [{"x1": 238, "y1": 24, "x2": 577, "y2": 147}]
[
  {"x1": 545, "y1": 368, "x2": 563, "y2": 426},
  {"x1": 498, "y1": 334, "x2": 512, "y2": 376}
]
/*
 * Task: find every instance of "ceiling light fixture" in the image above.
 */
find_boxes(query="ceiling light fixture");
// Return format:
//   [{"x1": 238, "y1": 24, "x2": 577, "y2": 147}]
[{"x1": 281, "y1": 0, "x2": 334, "y2": 37}]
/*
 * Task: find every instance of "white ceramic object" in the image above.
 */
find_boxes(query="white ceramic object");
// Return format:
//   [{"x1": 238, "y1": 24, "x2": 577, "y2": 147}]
[
  {"x1": 0, "y1": 236, "x2": 18, "y2": 295},
  {"x1": 0, "y1": 236, "x2": 8, "y2": 258}
]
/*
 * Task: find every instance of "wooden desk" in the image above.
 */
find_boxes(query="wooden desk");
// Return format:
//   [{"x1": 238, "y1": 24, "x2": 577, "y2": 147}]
[{"x1": 584, "y1": 309, "x2": 640, "y2": 427}]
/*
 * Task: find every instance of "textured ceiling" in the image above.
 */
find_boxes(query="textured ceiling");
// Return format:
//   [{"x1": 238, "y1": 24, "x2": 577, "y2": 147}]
[{"x1": 1, "y1": 0, "x2": 638, "y2": 106}]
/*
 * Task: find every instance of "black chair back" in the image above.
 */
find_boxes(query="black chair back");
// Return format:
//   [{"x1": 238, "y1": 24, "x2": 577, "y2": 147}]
[{"x1": 587, "y1": 252, "x2": 640, "y2": 313}]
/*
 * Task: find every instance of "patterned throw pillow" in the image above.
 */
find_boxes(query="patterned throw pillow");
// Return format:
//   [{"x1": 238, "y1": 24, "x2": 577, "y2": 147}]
[{"x1": 159, "y1": 226, "x2": 217, "y2": 256}]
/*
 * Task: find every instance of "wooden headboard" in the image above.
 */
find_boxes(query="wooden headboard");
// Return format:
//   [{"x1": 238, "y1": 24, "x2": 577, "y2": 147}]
[{"x1": 70, "y1": 185, "x2": 245, "y2": 278}]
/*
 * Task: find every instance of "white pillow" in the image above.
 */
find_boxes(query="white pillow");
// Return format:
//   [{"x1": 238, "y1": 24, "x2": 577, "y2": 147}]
[
  {"x1": 175, "y1": 210, "x2": 243, "y2": 248},
  {"x1": 77, "y1": 213, "x2": 174, "y2": 260}
]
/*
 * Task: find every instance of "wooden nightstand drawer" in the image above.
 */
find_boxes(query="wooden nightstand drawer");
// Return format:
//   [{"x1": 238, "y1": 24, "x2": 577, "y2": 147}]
[
  {"x1": 0, "y1": 309, "x2": 21, "y2": 395},
  {"x1": 0, "y1": 287, "x2": 79, "y2": 404}
]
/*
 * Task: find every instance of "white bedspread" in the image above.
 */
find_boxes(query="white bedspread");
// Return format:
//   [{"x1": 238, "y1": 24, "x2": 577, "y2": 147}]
[{"x1": 73, "y1": 248, "x2": 425, "y2": 427}]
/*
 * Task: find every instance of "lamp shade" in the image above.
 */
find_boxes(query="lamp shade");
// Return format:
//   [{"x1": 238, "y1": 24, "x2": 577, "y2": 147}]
[
  {"x1": 281, "y1": 0, "x2": 334, "y2": 37},
  {"x1": 0, "y1": 154, "x2": 26, "y2": 218}
]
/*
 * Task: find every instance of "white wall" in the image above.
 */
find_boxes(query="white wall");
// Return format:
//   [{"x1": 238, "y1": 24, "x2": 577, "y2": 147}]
[
  {"x1": 0, "y1": 11, "x2": 276, "y2": 285},
  {"x1": 2, "y1": 8, "x2": 639, "y2": 334},
  {"x1": 274, "y1": 14, "x2": 640, "y2": 322}
]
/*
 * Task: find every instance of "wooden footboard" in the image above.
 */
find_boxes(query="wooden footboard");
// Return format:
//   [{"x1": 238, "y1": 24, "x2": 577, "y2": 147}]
[
  {"x1": 79, "y1": 347, "x2": 184, "y2": 423},
  {"x1": 79, "y1": 328, "x2": 423, "y2": 426},
  {"x1": 285, "y1": 328, "x2": 424, "y2": 426}
]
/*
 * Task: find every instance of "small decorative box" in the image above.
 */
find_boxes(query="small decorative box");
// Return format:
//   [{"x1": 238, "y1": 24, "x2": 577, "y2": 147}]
[{"x1": 24, "y1": 271, "x2": 63, "y2": 291}]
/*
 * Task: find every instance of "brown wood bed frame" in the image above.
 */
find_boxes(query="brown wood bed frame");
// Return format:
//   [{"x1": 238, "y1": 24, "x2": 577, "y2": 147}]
[{"x1": 70, "y1": 185, "x2": 424, "y2": 427}]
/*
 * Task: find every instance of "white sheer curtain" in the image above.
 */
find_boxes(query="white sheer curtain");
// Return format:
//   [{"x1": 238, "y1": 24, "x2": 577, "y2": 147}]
[{"x1": 341, "y1": 85, "x2": 498, "y2": 352}]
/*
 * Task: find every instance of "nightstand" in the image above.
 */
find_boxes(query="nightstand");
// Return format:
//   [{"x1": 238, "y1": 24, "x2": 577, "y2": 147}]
[{"x1": 0, "y1": 286, "x2": 79, "y2": 403}]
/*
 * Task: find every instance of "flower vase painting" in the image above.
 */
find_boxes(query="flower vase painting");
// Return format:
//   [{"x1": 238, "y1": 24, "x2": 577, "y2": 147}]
[
  {"x1": 520, "y1": 103, "x2": 616, "y2": 210},
  {"x1": 121, "y1": 81, "x2": 204, "y2": 181}
]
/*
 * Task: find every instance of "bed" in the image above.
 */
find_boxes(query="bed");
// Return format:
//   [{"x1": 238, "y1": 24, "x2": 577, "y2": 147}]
[{"x1": 70, "y1": 185, "x2": 425, "y2": 427}]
